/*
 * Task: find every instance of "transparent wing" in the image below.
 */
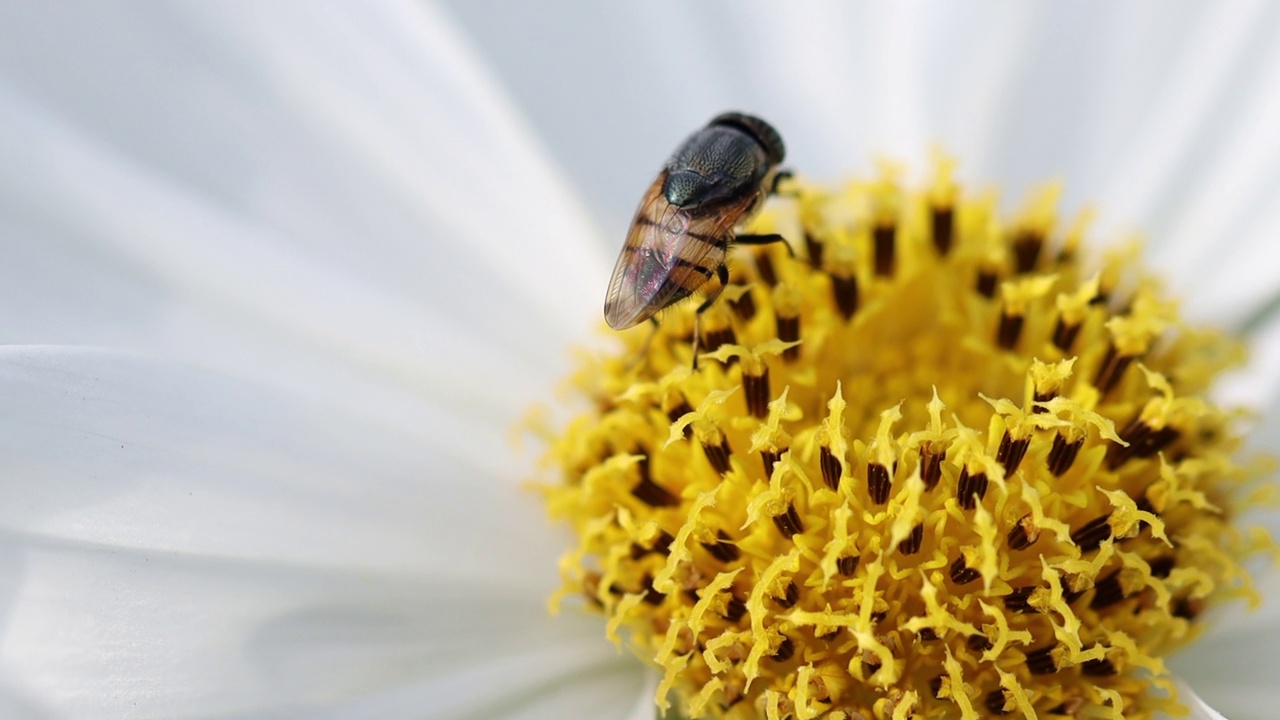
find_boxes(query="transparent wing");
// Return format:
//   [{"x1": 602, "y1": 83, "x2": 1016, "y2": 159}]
[{"x1": 603, "y1": 175, "x2": 755, "y2": 329}]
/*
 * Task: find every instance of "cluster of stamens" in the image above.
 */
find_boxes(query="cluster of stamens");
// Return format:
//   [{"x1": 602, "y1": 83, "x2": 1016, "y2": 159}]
[{"x1": 536, "y1": 158, "x2": 1269, "y2": 720}]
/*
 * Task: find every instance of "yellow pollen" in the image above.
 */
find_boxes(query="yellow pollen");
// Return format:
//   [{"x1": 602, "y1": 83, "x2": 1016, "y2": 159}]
[{"x1": 536, "y1": 155, "x2": 1273, "y2": 720}]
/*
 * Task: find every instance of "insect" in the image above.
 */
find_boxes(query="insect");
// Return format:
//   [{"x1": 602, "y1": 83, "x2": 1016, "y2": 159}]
[{"x1": 602, "y1": 112, "x2": 791, "y2": 364}]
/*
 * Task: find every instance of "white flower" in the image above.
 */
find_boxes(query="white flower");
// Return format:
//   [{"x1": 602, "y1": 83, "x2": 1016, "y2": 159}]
[{"x1": 0, "y1": 2, "x2": 1276, "y2": 718}]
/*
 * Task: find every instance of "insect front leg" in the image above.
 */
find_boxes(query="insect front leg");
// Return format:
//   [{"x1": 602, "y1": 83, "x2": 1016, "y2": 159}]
[
  {"x1": 690, "y1": 264, "x2": 730, "y2": 370},
  {"x1": 736, "y1": 232, "x2": 795, "y2": 258},
  {"x1": 770, "y1": 169, "x2": 798, "y2": 197}
]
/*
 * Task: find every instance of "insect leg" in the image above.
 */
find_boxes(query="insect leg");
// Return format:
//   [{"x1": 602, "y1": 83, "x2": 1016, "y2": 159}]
[
  {"x1": 736, "y1": 233, "x2": 795, "y2": 258},
  {"x1": 691, "y1": 264, "x2": 730, "y2": 370},
  {"x1": 770, "y1": 169, "x2": 797, "y2": 196},
  {"x1": 625, "y1": 317, "x2": 662, "y2": 373}
]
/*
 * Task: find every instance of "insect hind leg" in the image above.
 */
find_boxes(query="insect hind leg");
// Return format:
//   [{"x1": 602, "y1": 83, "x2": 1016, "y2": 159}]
[
  {"x1": 624, "y1": 317, "x2": 663, "y2": 373},
  {"x1": 690, "y1": 264, "x2": 730, "y2": 370}
]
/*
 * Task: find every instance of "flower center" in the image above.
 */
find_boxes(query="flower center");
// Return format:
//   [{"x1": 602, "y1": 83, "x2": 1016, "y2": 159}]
[{"x1": 537, "y1": 158, "x2": 1269, "y2": 720}]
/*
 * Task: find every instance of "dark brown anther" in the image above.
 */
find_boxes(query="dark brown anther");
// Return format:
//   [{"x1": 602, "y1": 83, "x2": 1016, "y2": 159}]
[
  {"x1": 702, "y1": 438, "x2": 732, "y2": 475},
  {"x1": 1107, "y1": 418, "x2": 1180, "y2": 470},
  {"x1": 1071, "y1": 513, "x2": 1113, "y2": 552},
  {"x1": 756, "y1": 250, "x2": 778, "y2": 286},
  {"x1": 874, "y1": 223, "x2": 896, "y2": 276},
  {"x1": 919, "y1": 627, "x2": 939, "y2": 642},
  {"x1": 718, "y1": 696, "x2": 745, "y2": 712},
  {"x1": 929, "y1": 674, "x2": 945, "y2": 698},
  {"x1": 774, "y1": 581, "x2": 800, "y2": 609},
  {"x1": 1047, "y1": 434, "x2": 1084, "y2": 476},
  {"x1": 1093, "y1": 344, "x2": 1135, "y2": 395},
  {"x1": 814, "y1": 624, "x2": 842, "y2": 640},
  {"x1": 701, "y1": 530, "x2": 740, "y2": 563},
  {"x1": 1090, "y1": 569, "x2": 1127, "y2": 610},
  {"x1": 744, "y1": 369, "x2": 771, "y2": 419},
  {"x1": 702, "y1": 325, "x2": 737, "y2": 357},
  {"x1": 667, "y1": 399, "x2": 695, "y2": 439},
  {"x1": 631, "y1": 455, "x2": 679, "y2": 507},
  {"x1": 776, "y1": 314, "x2": 800, "y2": 362},
  {"x1": 1012, "y1": 231, "x2": 1043, "y2": 273},
  {"x1": 967, "y1": 633, "x2": 993, "y2": 652},
  {"x1": 583, "y1": 572, "x2": 604, "y2": 607},
  {"x1": 723, "y1": 595, "x2": 748, "y2": 623},
  {"x1": 932, "y1": 205, "x2": 955, "y2": 256},
  {"x1": 804, "y1": 231, "x2": 825, "y2": 267},
  {"x1": 772, "y1": 635, "x2": 796, "y2": 662},
  {"x1": 831, "y1": 274, "x2": 859, "y2": 320},
  {"x1": 773, "y1": 502, "x2": 805, "y2": 539},
  {"x1": 1081, "y1": 657, "x2": 1118, "y2": 677},
  {"x1": 985, "y1": 689, "x2": 1012, "y2": 716},
  {"x1": 1173, "y1": 597, "x2": 1202, "y2": 620},
  {"x1": 898, "y1": 523, "x2": 925, "y2": 556},
  {"x1": 837, "y1": 555, "x2": 860, "y2": 576},
  {"x1": 683, "y1": 588, "x2": 701, "y2": 604},
  {"x1": 919, "y1": 444, "x2": 943, "y2": 491},
  {"x1": 1004, "y1": 586, "x2": 1037, "y2": 614},
  {"x1": 820, "y1": 445, "x2": 844, "y2": 490},
  {"x1": 1008, "y1": 514, "x2": 1037, "y2": 550},
  {"x1": 1044, "y1": 696, "x2": 1085, "y2": 712},
  {"x1": 1051, "y1": 316, "x2": 1081, "y2": 353},
  {"x1": 1060, "y1": 574, "x2": 1087, "y2": 605},
  {"x1": 1031, "y1": 387, "x2": 1056, "y2": 414},
  {"x1": 1148, "y1": 555, "x2": 1176, "y2": 579},
  {"x1": 957, "y1": 468, "x2": 988, "y2": 510},
  {"x1": 731, "y1": 289, "x2": 757, "y2": 325},
  {"x1": 1131, "y1": 422, "x2": 1177, "y2": 461},
  {"x1": 867, "y1": 463, "x2": 893, "y2": 505},
  {"x1": 761, "y1": 449, "x2": 782, "y2": 480},
  {"x1": 642, "y1": 575, "x2": 666, "y2": 606},
  {"x1": 996, "y1": 310, "x2": 1024, "y2": 350},
  {"x1": 976, "y1": 269, "x2": 999, "y2": 299},
  {"x1": 1135, "y1": 492, "x2": 1156, "y2": 516},
  {"x1": 996, "y1": 432, "x2": 1031, "y2": 476},
  {"x1": 870, "y1": 610, "x2": 888, "y2": 624},
  {"x1": 632, "y1": 530, "x2": 675, "y2": 559},
  {"x1": 950, "y1": 556, "x2": 980, "y2": 585},
  {"x1": 1025, "y1": 645, "x2": 1058, "y2": 675}
]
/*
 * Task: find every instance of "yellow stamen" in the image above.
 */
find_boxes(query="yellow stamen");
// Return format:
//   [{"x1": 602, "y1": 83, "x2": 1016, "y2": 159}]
[{"x1": 536, "y1": 155, "x2": 1272, "y2": 719}]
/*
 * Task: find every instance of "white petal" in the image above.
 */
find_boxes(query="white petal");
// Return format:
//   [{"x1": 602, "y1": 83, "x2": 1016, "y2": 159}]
[
  {"x1": 1, "y1": 531, "x2": 638, "y2": 719},
  {"x1": 1191, "y1": 184, "x2": 1280, "y2": 330},
  {"x1": 0, "y1": 346, "x2": 639, "y2": 716},
  {"x1": 0, "y1": 1, "x2": 605, "y2": 421},
  {"x1": 1156, "y1": 24, "x2": 1280, "y2": 305},
  {"x1": 1168, "y1": 570, "x2": 1280, "y2": 719},
  {"x1": 624, "y1": 672, "x2": 662, "y2": 720},
  {"x1": 1175, "y1": 680, "x2": 1230, "y2": 720},
  {"x1": 0, "y1": 347, "x2": 560, "y2": 585},
  {"x1": 1096, "y1": 1, "x2": 1271, "y2": 235},
  {"x1": 435, "y1": 1, "x2": 741, "y2": 232}
]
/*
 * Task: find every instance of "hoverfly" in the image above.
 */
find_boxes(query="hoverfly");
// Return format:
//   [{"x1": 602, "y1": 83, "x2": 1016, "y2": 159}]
[{"x1": 603, "y1": 112, "x2": 791, "y2": 364}]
